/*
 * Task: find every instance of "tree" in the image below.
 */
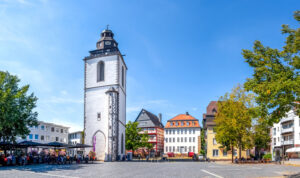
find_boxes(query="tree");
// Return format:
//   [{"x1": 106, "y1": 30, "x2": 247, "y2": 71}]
[
  {"x1": 125, "y1": 121, "x2": 152, "y2": 154},
  {"x1": 215, "y1": 85, "x2": 255, "y2": 162},
  {"x1": 252, "y1": 117, "x2": 271, "y2": 159},
  {"x1": 200, "y1": 128, "x2": 206, "y2": 156},
  {"x1": 0, "y1": 71, "x2": 38, "y2": 150},
  {"x1": 242, "y1": 11, "x2": 300, "y2": 124}
]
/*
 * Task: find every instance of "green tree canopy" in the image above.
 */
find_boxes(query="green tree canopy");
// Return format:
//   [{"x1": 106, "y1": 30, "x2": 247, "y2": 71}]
[
  {"x1": 125, "y1": 121, "x2": 152, "y2": 152},
  {"x1": 215, "y1": 85, "x2": 255, "y2": 162},
  {"x1": 0, "y1": 71, "x2": 38, "y2": 144},
  {"x1": 242, "y1": 11, "x2": 300, "y2": 124}
]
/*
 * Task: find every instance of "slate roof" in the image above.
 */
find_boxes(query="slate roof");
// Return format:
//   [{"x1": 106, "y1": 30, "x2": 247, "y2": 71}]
[{"x1": 134, "y1": 109, "x2": 164, "y2": 128}]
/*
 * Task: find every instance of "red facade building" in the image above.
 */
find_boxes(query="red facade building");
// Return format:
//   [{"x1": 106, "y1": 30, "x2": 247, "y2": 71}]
[{"x1": 135, "y1": 109, "x2": 164, "y2": 156}]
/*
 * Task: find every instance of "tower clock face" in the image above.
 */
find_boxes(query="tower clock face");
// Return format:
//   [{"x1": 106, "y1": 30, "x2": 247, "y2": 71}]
[{"x1": 105, "y1": 41, "x2": 111, "y2": 45}]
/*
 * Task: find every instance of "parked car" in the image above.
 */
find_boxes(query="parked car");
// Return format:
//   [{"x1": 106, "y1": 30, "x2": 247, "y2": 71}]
[
  {"x1": 167, "y1": 152, "x2": 174, "y2": 157},
  {"x1": 188, "y1": 152, "x2": 194, "y2": 157}
]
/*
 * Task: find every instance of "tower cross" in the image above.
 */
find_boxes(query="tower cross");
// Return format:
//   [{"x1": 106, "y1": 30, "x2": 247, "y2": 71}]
[{"x1": 106, "y1": 24, "x2": 110, "y2": 30}]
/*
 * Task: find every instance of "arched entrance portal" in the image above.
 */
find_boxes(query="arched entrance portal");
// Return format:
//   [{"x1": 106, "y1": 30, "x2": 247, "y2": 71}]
[{"x1": 92, "y1": 130, "x2": 106, "y2": 161}]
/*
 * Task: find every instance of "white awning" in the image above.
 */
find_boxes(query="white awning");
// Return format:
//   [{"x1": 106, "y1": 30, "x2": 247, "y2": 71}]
[{"x1": 286, "y1": 147, "x2": 300, "y2": 153}]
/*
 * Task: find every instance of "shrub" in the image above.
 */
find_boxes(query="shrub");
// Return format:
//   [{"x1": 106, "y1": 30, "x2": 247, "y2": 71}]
[{"x1": 263, "y1": 153, "x2": 271, "y2": 160}]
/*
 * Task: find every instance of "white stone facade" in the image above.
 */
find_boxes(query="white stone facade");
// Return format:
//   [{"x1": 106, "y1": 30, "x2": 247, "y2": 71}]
[
  {"x1": 17, "y1": 121, "x2": 69, "y2": 144},
  {"x1": 271, "y1": 110, "x2": 300, "y2": 160},
  {"x1": 84, "y1": 52, "x2": 126, "y2": 161},
  {"x1": 164, "y1": 128, "x2": 201, "y2": 153}
]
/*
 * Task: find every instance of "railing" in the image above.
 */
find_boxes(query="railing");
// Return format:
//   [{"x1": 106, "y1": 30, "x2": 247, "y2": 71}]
[
  {"x1": 281, "y1": 116, "x2": 293, "y2": 123},
  {"x1": 281, "y1": 127, "x2": 294, "y2": 134},
  {"x1": 281, "y1": 140, "x2": 294, "y2": 145},
  {"x1": 147, "y1": 130, "x2": 156, "y2": 134},
  {"x1": 148, "y1": 138, "x2": 157, "y2": 142}
]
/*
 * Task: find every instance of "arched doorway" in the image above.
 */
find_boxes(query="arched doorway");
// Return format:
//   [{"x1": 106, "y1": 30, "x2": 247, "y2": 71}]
[{"x1": 92, "y1": 130, "x2": 106, "y2": 160}]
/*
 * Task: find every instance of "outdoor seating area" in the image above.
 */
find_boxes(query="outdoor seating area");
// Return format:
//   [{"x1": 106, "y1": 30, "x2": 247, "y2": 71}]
[{"x1": 0, "y1": 141, "x2": 94, "y2": 167}]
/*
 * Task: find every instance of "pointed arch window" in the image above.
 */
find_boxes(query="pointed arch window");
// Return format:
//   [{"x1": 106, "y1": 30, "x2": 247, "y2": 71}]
[
  {"x1": 121, "y1": 66, "x2": 125, "y2": 87},
  {"x1": 97, "y1": 61, "x2": 105, "y2": 82}
]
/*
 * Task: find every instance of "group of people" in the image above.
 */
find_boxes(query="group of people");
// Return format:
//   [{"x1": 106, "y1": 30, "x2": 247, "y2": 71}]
[{"x1": 0, "y1": 152, "x2": 96, "y2": 166}]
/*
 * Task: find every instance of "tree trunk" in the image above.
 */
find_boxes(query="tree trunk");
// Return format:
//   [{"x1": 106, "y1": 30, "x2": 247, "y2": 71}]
[
  {"x1": 239, "y1": 146, "x2": 242, "y2": 160},
  {"x1": 231, "y1": 146, "x2": 234, "y2": 163}
]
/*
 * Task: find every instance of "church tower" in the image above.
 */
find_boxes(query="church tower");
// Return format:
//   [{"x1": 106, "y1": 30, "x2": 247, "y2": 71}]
[{"x1": 84, "y1": 28, "x2": 126, "y2": 161}]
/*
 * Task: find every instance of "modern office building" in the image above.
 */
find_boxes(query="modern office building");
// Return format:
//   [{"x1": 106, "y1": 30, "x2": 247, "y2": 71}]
[
  {"x1": 17, "y1": 121, "x2": 69, "y2": 144},
  {"x1": 164, "y1": 112, "x2": 201, "y2": 154},
  {"x1": 271, "y1": 109, "x2": 300, "y2": 160},
  {"x1": 203, "y1": 101, "x2": 249, "y2": 160},
  {"x1": 135, "y1": 109, "x2": 164, "y2": 156},
  {"x1": 68, "y1": 131, "x2": 84, "y2": 156}
]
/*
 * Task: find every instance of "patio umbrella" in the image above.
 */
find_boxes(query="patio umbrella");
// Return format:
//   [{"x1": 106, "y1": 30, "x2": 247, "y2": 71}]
[
  {"x1": 17, "y1": 141, "x2": 45, "y2": 147},
  {"x1": 44, "y1": 142, "x2": 70, "y2": 147},
  {"x1": 67, "y1": 143, "x2": 93, "y2": 148}
]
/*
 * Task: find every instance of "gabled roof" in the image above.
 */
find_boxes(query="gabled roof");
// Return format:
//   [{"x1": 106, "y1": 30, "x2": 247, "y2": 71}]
[
  {"x1": 134, "y1": 109, "x2": 164, "y2": 128},
  {"x1": 168, "y1": 114, "x2": 198, "y2": 121}
]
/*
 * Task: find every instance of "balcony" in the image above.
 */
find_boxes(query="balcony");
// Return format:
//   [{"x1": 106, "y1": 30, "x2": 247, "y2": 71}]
[
  {"x1": 148, "y1": 138, "x2": 157, "y2": 142},
  {"x1": 281, "y1": 140, "x2": 294, "y2": 145},
  {"x1": 281, "y1": 116, "x2": 293, "y2": 123},
  {"x1": 281, "y1": 127, "x2": 294, "y2": 134}
]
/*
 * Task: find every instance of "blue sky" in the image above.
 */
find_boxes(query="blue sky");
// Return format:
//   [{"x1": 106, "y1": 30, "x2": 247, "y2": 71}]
[{"x1": 0, "y1": 0, "x2": 299, "y2": 131}]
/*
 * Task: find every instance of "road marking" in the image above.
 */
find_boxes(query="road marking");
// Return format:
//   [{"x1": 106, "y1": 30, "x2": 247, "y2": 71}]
[
  {"x1": 201, "y1": 169, "x2": 223, "y2": 178},
  {"x1": 29, "y1": 172, "x2": 80, "y2": 178}
]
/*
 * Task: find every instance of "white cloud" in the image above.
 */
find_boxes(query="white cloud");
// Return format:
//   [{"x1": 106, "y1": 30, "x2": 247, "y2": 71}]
[{"x1": 50, "y1": 118, "x2": 83, "y2": 133}]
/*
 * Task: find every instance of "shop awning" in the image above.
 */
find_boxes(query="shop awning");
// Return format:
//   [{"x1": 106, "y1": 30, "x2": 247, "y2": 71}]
[{"x1": 286, "y1": 147, "x2": 300, "y2": 153}]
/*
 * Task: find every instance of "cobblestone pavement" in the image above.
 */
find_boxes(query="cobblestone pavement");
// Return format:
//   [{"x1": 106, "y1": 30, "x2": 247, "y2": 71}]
[{"x1": 0, "y1": 162, "x2": 300, "y2": 178}]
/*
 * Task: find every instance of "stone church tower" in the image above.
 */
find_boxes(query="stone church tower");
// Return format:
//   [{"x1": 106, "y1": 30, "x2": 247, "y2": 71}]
[{"x1": 84, "y1": 28, "x2": 126, "y2": 161}]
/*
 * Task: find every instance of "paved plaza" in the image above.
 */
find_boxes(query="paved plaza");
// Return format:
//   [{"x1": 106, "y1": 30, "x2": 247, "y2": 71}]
[{"x1": 0, "y1": 162, "x2": 300, "y2": 178}]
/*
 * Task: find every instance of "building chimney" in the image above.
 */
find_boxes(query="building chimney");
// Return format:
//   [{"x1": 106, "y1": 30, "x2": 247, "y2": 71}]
[
  {"x1": 158, "y1": 113, "x2": 162, "y2": 123},
  {"x1": 186, "y1": 112, "x2": 189, "y2": 115}
]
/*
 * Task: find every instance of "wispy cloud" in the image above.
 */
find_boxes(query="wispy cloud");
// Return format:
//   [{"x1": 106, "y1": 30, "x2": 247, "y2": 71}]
[{"x1": 42, "y1": 96, "x2": 83, "y2": 104}]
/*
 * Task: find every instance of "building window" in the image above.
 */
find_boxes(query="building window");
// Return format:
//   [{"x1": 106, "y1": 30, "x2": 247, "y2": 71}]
[
  {"x1": 177, "y1": 146, "x2": 179, "y2": 152},
  {"x1": 177, "y1": 129, "x2": 179, "y2": 134},
  {"x1": 97, "y1": 61, "x2": 105, "y2": 82},
  {"x1": 173, "y1": 130, "x2": 175, "y2": 134},
  {"x1": 166, "y1": 130, "x2": 168, "y2": 135},
  {"x1": 122, "y1": 66, "x2": 125, "y2": 87},
  {"x1": 41, "y1": 135, "x2": 44, "y2": 141},
  {"x1": 165, "y1": 138, "x2": 168, "y2": 143},
  {"x1": 189, "y1": 129, "x2": 191, "y2": 134},
  {"x1": 193, "y1": 146, "x2": 195, "y2": 152},
  {"x1": 166, "y1": 146, "x2": 168, "y2": 152},
  {"x1": 273, "y1": 138, "x2": 276, "y2": 145},
  {"x1": 35, "y1": 134, "x2": 38, "y2": 140},
  {"x1": 181, "y1": 137, "x2": 183, "y2": 142},
  {"x1": 173, "y1": 138, "x2": 175, "y2": 142},
  {"x1": 41, "y1": 125, "x2": 45, "y2": 130},
  {"x1": 29, "y1": 134, "x2": 33, "y2": 140},
  {"x1": 189, "y1": 146, "x2": 191, "y2": 152},
  {"x1": 193, "y1": 129, "x2": 195, "y2": 134},
  {"x1": 193, "y1": 137, "x2": 195, "y2": 142},
  {"x1": 213, "y1": 149, "x2": 219, "y2": 157},
  {"x1": 61, "y1": 129, "x2": 63, "y2": 133},
  {"x1": 223, "y1": 150, "x2": 227, "y2": 156},
  {"x1": 97, "y1": 112, "x2": 101, "y2": 121},
  {"x1": 56, "y1": 128, "x2": 59, "y2": 132},
  {"x1": 185, "y1": 137, "x2": 187, "y2": 142},
  {"x1": 185, "y1": 146, "x2": 187, "y2": 152},
  {"x1": 35, "y1": 125, "x2": 38, "y2": 129},
  {"x1": 187, "y1": 122, "x2": 190, "y2": 126},
  {"x1": 56, "y1": 137, "x2": 59, "y2": 142},
  {"x1": 213, "y1": 138, "x2": 217, "y2": 145},
  {"x1": 181, "y1": 121, "x2": 184, "y2": 126},
  {"x1": 273, "y1": 128, "x2": 276, "y2": 135},
  {"x1": 173, "y1": 146, "x2": 175, "y2": 152},
  {"x1": 46, "y1": 135, "x2": 50, "y2": 141},
  {"x1": 177, "y1": 137, "x2": 180, "y2": 142},
  {"x1": 170, "y1": 122, "x2": 173, "y2": 126},
  {"x1": 169, "y1": 146, "x2": 172, "y2": 152},
  {"x1": 185, "y1": 129, "x2": 187, "y2": 134},
  {"x1": 181, "y1": 129, "x2": 183, "y2": 134},
  {"x1": 169, "y1": 138, "x2": 171, "y2": 142}
]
